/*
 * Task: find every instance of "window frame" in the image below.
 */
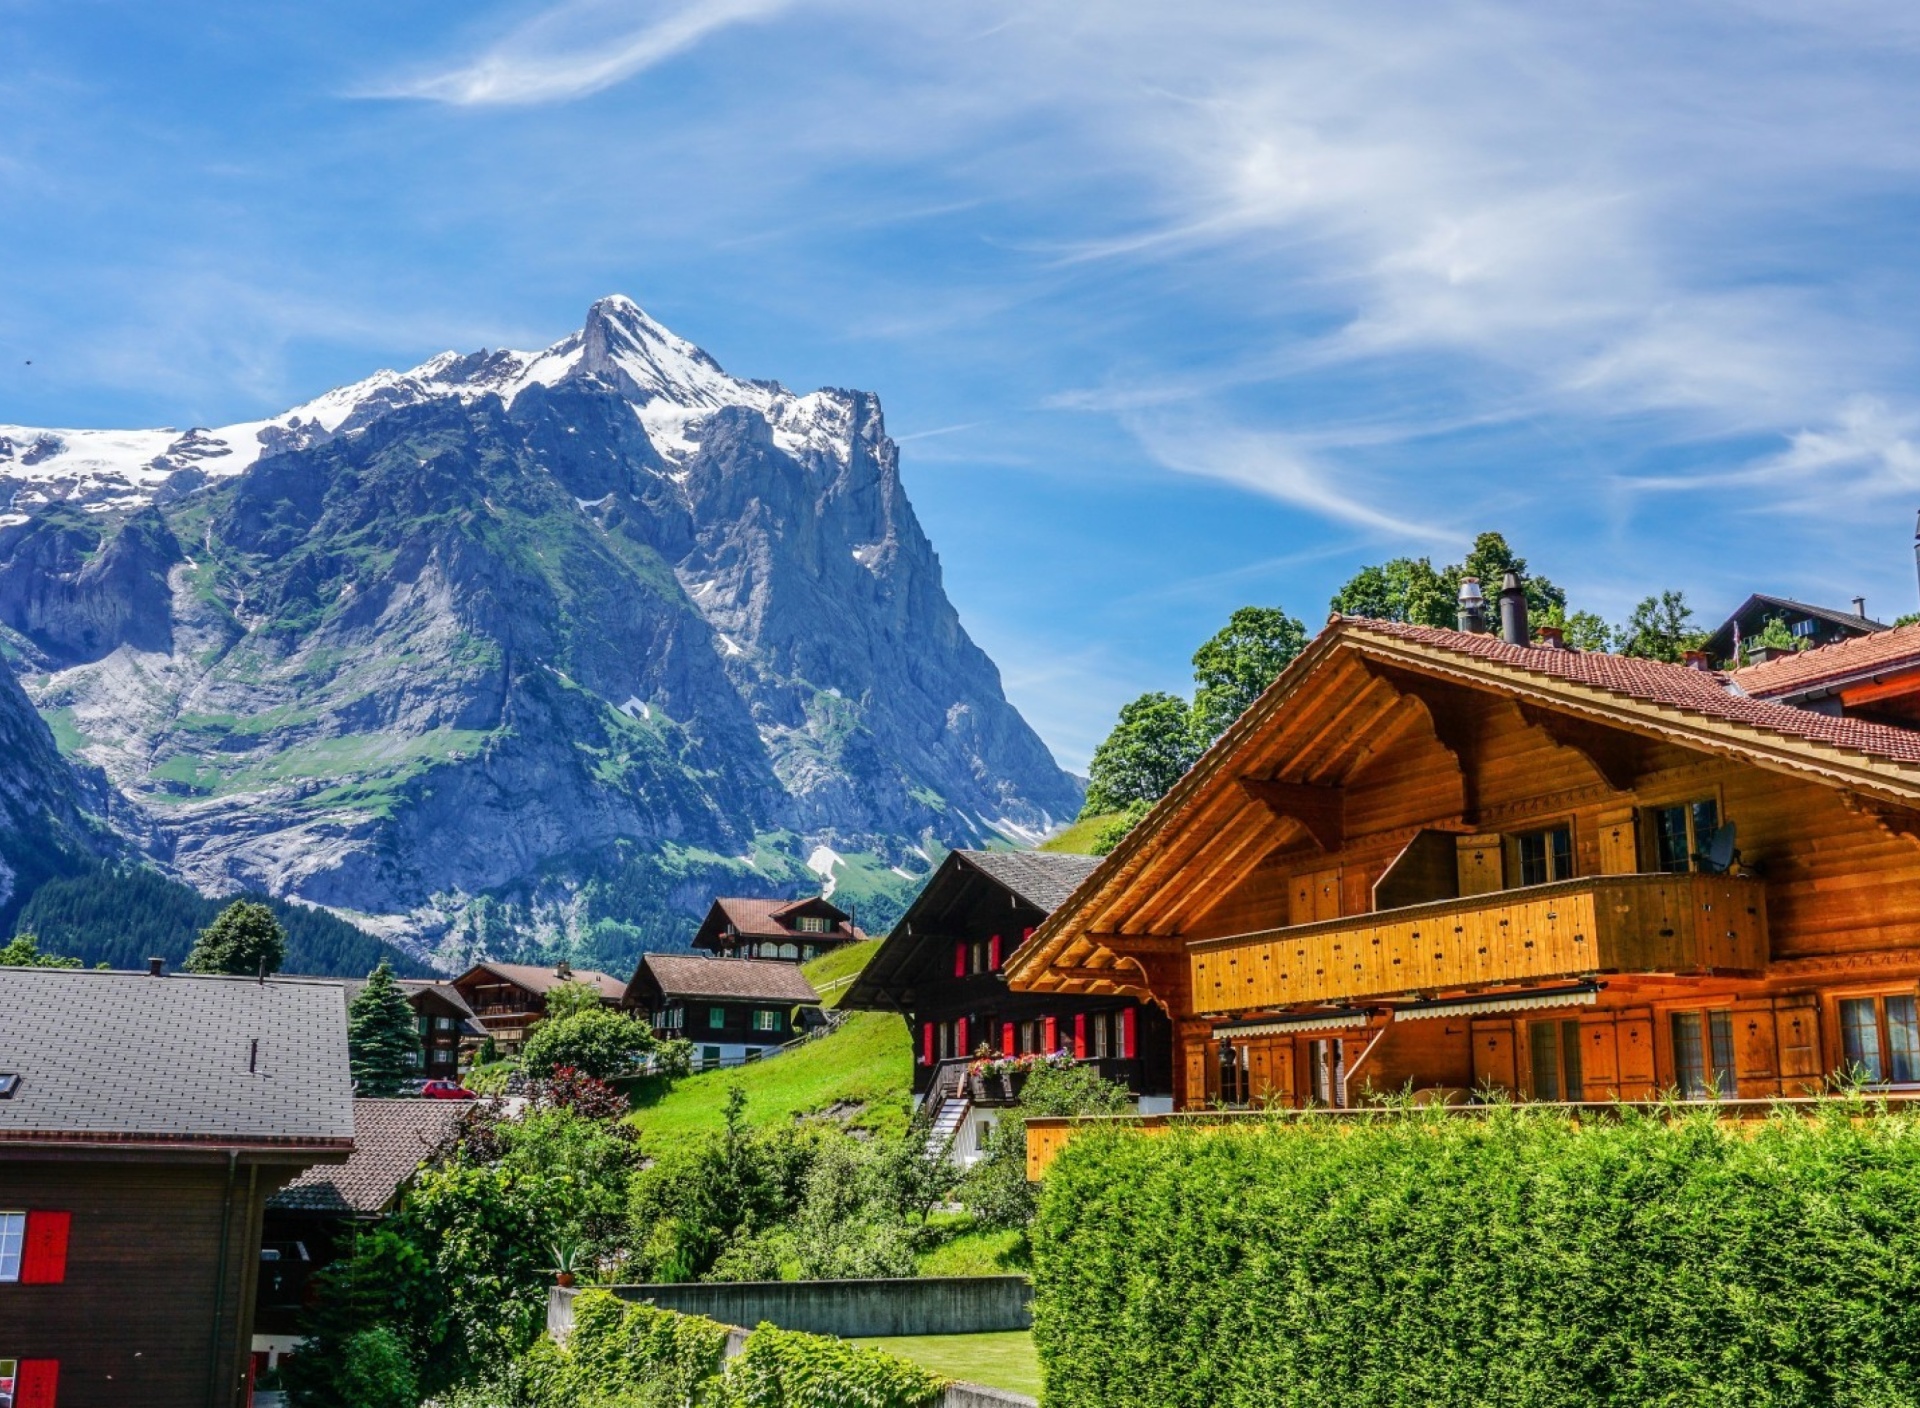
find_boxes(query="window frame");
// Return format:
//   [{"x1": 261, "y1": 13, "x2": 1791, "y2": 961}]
[
  {"x1": 1667, "y1": 1007, "x2": 1736, "y2": 1098},
  {"x1": 708, "y1": 1006, "x2": 727, "y2": 1030},
  {"x1": 1527, "y1": 1018, "x2": 1584, "y2": 1101},
  {"x1": 1512, "y1": 821, "x2": 1576, "y2": 888},
  {"x1": 1642, "y1": 789, "x2": 1724, "y2": 875},
  {"x1": 750, "y1": 1009, "x2": 781, "y2": 1034},
  {"x1": 0, "y1": 1211, "x2": 23, "y2": 1283},
  {"x1": 1829, "y1": 988, "x2": 1920, "y2": 1087}
]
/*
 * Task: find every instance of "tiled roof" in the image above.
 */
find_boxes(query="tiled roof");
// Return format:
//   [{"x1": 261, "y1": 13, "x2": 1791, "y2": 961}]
[
  {"x1": 958, "y1": 850, "x2": 1102, "y2": 912},
  {"x1": 460, "y1": 962, "x2": 626, "y2": 1000},
  {"x1": 270, "y1": 1098, "x2": 465, "y2": 1214},
  {"x1": 707, "y1": 896, "x2": 860, "y2": 941},
  {"x1": 1344, "y1": 618, "x2": 1920, "y2": 765},
  {"x1": 630, "y1": 953, "x2": 822, "y2": 1004},
  {"x1": 0, "y1": 969, "x2": 353, "y2": 1147},
  {"x1": 330, "y1": 977, "x2": 477, "y2": 1019},
  {"x1": 1730, "y1": 623, "x2": 1920, "y2": 698}
]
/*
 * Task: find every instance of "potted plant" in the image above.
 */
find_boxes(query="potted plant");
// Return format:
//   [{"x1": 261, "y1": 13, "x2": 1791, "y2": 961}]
[{"x1": 548, "y1": 1240, "x2": 585, "y2": 1288}]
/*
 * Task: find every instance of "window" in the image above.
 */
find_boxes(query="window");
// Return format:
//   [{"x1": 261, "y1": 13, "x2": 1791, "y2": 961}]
[
  {"x1": 416, "y1": 1015, "x2": 431, "y2": 1037},
  {"x1": 1671, "y1": 1010, "x2": 1735, "y2": 1098},
  {"x1": 976, "y1": 1119, "x2": 995, "y2": 1153},
  {"x1": 405, "y1": 1049, "x2": 422, "y2": 1068},
  {"x1": 777, "y1": 944, "x2": 799, "y2": 960},
  {"x1": 1308, "y1": 1038, "x2": 1344, "y2": 1107},
  {"x1": 1840, "y1": 996, "x2": 1920, "y2": 1084},
  {"x1": 796, "y1": 915, "x2": 830, "y2": 934},
  {"x1": 0, "y1": 1359, "x2": 14, "y2": 1407},
  {"x1": 1653, "y1": 798, "x2": 1720, "y2": 874},
  {"x1": 1218, "y1": 1044, "x2": 1250, "y2": 1106},
  {"x1": 708, "y1": 1006, "x2": 726, "y2": 1029},
  {"x1": 1791, "y1": 617, "x2": 1818, "y2": 640},
  {"x1": 701, "y1": 1046, "x2": 722, "y2": 1070},
  {"x1": 436, "y1": 1015, "x2": 456, "y2": 1033},
  {"x1": 658, "y1": 1005, "x2": 684, "y2": 1031},
  {"x1": 1529, "y1": 1020, "x2": 1584, "y2": 1101},
  {"x1": 1092, "y1": 1012, "x2": 1110, "y2": 1060},
  {"x1": 1516, "y1": 825, "x2": 1574, "y2": 887},
  {"x1": 751, "y1": 1009, "x2": 781, "y2": 1033},
  {"x1": 0, "y1": 1213, "x2": 21, "y2": 1283}
]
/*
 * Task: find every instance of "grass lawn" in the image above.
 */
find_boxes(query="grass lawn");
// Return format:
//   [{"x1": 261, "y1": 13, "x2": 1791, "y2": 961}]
[
  {"x1": 628, "y1": 1008, "x2": 913, "y2": 1142},
  {"x1": 1038, "y1": 813, "x2": 1114, "y2": 854},
  {"x1": 802, "y1": 937, "x2": 882, "y2": 1008},
  {"x1": 915, "y1": 1223, "x2": 1029, "y2": 1277},
  {"x1": 855, "y1": 1332, "x2": 1041, "y2": 1398}
]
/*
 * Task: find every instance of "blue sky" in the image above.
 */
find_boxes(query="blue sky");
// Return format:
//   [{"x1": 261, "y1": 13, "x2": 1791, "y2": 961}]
[{"x1": 8, "y1": 2, "x2": 1920, "y2": 770}]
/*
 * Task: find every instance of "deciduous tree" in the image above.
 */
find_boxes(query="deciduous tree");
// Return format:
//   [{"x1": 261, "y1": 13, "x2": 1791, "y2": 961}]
[{"x1": 1189, "y1": 606, "x2": 1308, "y2": 745}]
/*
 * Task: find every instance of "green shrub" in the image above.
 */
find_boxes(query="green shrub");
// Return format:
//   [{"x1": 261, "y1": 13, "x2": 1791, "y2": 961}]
[
  {"x1": 719, "y1": 1325, "x2": 947, "y2": 1408},
  {"x1": 1032, "y1": 1102, "x2": 1920, "y2": 1408},
  {"x1": 334, "y1": 1327, "x2": 419, "y2": 1408},
  {"x1": 523, "y1": 1007, "x2": 658, "y2": 1080},
  {"x1": 525, "y1": 1289, "x2": 729, "y2": 1408}
]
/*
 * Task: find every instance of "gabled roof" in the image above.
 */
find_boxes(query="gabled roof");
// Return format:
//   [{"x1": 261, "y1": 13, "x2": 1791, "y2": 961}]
[
  {"x1": 694, "y1": 896, "x2": 862, "y2": 945},
  {"x1": 453, "y1": 962, "x2": 626, "y2": 1000},
  {"x1": 332, "y1": 976, "x2": 477, "y2": 1019},
  {"x1": 270, "y1": 1098, "x2": 465, "y2": 1215},
  {"x1": 627, "y1": 953, "x2": 822, "y2": 1006},
  {"x1": 1007, "y1": 616, "x2": 1920, "y2": 995},
  {"x1": 959, "y1": 851, "x2": 1102, "y2": 912},
  {"x1": 1703, "y1": 593, "x2": 1885, "y2": 658},
  {"x1": 0, "y1": 968, "x2": 354, "y2": 1150},
  {"x1": 1731, "y1": 622, "x2": 1920, "y2": 700}
]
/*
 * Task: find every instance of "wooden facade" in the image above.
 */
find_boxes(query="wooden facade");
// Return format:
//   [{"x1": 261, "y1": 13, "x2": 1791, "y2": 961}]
[
  {"x1": 690, "y1": 896, "x2": 864, "y2": 963},
  {"x1": 449, "y1": 962, "x2": 624, "y2": 1054},
  {"x1": 1006, "y1": 617, "x2": 1920, "y2": 1118}
]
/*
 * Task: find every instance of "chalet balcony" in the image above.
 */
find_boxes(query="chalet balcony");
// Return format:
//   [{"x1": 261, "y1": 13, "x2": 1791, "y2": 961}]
[{"x1": 1190, "y1": 873, "x2": 1768, "y2": 1014}]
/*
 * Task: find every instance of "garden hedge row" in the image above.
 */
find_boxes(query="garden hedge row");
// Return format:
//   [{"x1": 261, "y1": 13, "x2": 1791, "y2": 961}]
[
  {"x1": 1031, "y1": 1102, "x2": 1920, "y2": 1408},
  {"x1": 525, "y1": 1290, "x2": 948, "y2": 1407}
]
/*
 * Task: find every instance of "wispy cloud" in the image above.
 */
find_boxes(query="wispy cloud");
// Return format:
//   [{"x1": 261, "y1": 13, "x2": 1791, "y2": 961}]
[{"x1": 370, "y1": 0, "x2": 801, "y2": 106}]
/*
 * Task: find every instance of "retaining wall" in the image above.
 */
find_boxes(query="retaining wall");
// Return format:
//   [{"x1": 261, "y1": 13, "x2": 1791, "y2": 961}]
[{"x1": 558, "y1": 1275, "x2": 1032, "y2": 1338}]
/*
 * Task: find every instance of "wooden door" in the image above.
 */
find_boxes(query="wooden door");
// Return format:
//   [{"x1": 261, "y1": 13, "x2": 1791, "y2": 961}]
[
  {"x1": 1774, "y1": 999, "x2": 1821, "y2": 1094},
  {"x1": 1472, "y1": 1020, "x2": 1517, "y2": 1093},
  {"x1": 1615, "y1": 1013, "x2": 1656, "y2": 1098},
  {"x1": 1581, "y1": 1018, "x2": 1620, "y2": 1096},
  {"x1": 1732, "y1": 998, "x2": 1780, "y2": 1098},
  {"x1": 1456, "y1": 834, "x2": 1505, "y2": 896},
  {"x1": 1596, "y1": 807, "x2": 1640, "y2": 875}
]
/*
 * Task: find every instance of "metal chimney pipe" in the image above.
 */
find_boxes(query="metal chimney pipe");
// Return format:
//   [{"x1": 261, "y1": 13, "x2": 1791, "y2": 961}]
[
  {"x1": 1913, "y1": 510, "x2": 1920, "y2": 611},
  {"x1": 1497, "y1": 571, "x2": 1529, "y2": 646},
  {"x1": 1457, "y1": 577, "x2": 1487, "y2": 634},
  {"x1": 1854, "y1": 596, "x2": 1868, "y2": 619}
]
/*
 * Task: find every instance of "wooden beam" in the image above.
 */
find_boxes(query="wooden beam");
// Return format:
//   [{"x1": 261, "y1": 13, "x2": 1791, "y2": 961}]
[
  {"x1": 1514, "y1": 703, "x2": 1648, "y2": 793},
  {"x1": 1238, "y1": 778, "x2": 1343, "y2": 851},
  {"x1": 1081, "y1": 933, "x2": 1190, "y2": 955},
  {"x1": 1842, "y1": 791, "x2": 1920, "y2": 848}
]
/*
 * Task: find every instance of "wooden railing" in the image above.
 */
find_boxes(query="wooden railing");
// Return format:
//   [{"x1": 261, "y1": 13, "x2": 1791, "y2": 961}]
[{"x1": 1190, "y1": 872, "x2": 1767, "y2": 1013}]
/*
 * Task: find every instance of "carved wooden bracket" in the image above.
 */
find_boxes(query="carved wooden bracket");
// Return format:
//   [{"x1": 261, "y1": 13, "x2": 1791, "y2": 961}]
[
  {"x1": 1238, "y1": 778, "x2": 1344, "y2": 851},
  {"x1": 1514, "y1": 703, "x2": 1648, "y2": 793},
  {"x1": 1048, "y1": 964, "x2": 1146, "y2": 987},
  {"x1": 1083, "y1": 932, "x2": 1189, "y2": 955},
  {"x1": 1841, "y1": 791, "x2": 1920, "y2": 847}
]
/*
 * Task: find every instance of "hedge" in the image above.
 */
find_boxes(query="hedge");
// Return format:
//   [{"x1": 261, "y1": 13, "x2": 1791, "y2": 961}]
[
  {"x1": 1031, "y1": 1102, "x2": 1920, "y2": 1408},
  {"x1": 525, "y1": 1290, "x2": 947, "y2": 1408}
]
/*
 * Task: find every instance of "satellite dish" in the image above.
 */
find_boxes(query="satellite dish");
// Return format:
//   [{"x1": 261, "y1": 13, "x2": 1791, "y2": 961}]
[{"x1": 1700, "y1": 823, "x2": 1738, "y2": 875}]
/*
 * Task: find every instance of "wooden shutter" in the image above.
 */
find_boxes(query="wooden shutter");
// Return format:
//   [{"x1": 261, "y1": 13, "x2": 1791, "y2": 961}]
[
  {"x1": 1596, "y1": 807, "x2": 1639, "y2": 875},
  {"x1": 1732, "y1": 999, "x2": 1780, "y2": 1098},
  {"x1": 1581, "y1": 1019, "x2": 1620, "y2": 1096},
  {"x1": 956, "y1": 1016, "x2": 969, "y2": 1055},
  {"x1": 1183, "y1": 1044, "x2": 1211, "y2": 1110},
  {"x1": 1615, "y1": 1014, "x2": 1656, "y2": 1097},
  {"x1": 1044, "y1": 1016, "x2": 1059, "y2": 1052},
  {"x1": 21, "y1": 1211, "x2": 70, "y2": 1284},
  {"x1": 921, "y1": 1023, "x2": 934, "y2": 1065},
  {"x1": 1456, "y1": 835, "x2": 1505, "y2": 896},
  {"x1": 1471, "y1": 1020, "x2": 1517, "y2": 1092},
  {"x1": 1121, "y1": 1007, "x2": 1137, "y2": 1059},
  {"x1": 953, "y1": 944, "x2": 967, "y2": 978},
  {"x1": 16, "y1": 1360, "x2": 58, "y2": 1408},
  {"x1": 1073, "y1": 1013, "x2": 1088, "y2": 1059},
  {"x1": 1001, "y1": 1021, "x2": 1015, "y2": 1055},
  {"x1": 1775, "y1": 999, "x2": 1821, "y2": 1093},
  {"x1": 988, "y1": 934, "x2": 1002, "y2": 970}
]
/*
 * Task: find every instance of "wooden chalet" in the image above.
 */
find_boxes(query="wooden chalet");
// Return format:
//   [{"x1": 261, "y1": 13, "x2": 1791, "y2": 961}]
[
  {"x1": 334, "y1": 977, "x2": 482, "y2": 1079},
  {"x1": 1702, "y1": 592, "x2": 1884, "y2": 663},
  {"x1": 0, "y1": 965, "x2": 352, "y2": 1408},
  {"x1": 623, "y1": 953, "x2": 823, "y2": 1069},
  {"x1": 690, "y1": 895, "x2": 864, "y2": 962},
  {"x1": 1007, "y1": 601, "x2": 1920, "y2": 1117},
  {"x1": 842, "y1": 850, "x2": 1174, "y2": 1163},
  {"x1": 448, "y1": 961, "x2": 625, "y2": 1055}
]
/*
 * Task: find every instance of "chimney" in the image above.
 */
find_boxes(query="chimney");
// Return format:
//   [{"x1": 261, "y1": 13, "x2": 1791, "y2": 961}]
[
  {"x1": 555, "y1": 960, "x2": 573, "y2": 980},
  {"x1": 1683, "y1": 649, "x2": 1713, "y2": 672},
  {"x1": 1913, "y1": 510, "x2": 1920, "y2": 611},
  {"x1": 1536, "y1": 625, "x2": 1566, "y2": 650},
  {"x1": 1854, "y1": 596, "x2": 1868, "y2": 619},
  {"x1": 1456, "y1": 577, "x2": 1487, "y2": 634},
  {"x1": 147, "y1": 957, "x2": 165, "y2": 977},
  {"x1": 1497, "y1": 571, "x2": 1529, "y2": 647}
]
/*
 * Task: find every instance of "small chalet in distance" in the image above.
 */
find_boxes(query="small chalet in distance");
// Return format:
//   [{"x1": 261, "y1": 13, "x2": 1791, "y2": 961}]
[
  {"x1": 842, "y1": 850, "x2": 1175, "y2": 1165},
  {"x1": 449, "y1": 961, "x2": 625, "y2": 1056},
  {"x1": 332, "y1": 977, "x2": 483, "y2": 1079},
  {"x1": 691, "y1": 895, "x2": 864, "y2": 963},
  {"x1": 1702, "y1": 592, "x2": 1884, "y2": 662},
  {"x1": 624, "y1": 953, "x2": 824, "y2": 1070}
]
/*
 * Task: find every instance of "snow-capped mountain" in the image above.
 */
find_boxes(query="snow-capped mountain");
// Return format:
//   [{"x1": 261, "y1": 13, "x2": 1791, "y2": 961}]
[{"x1": 0, "y1": 297, "x2": 1081, "y2": 963}]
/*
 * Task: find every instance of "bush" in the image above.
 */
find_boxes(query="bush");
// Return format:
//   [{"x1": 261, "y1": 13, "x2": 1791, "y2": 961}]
[
  {"x1": 963, "y1": 1062, "x2": 1131, "y2": 1231},
  {"x1": 335, "y1": 1328, "x2": 419, "y2": 1408},
  {"x1": 523, "y1": 1007, "x2": 657, "y2": 1081},
  {"x1": 1032, "y1": 1102, "x2": 1920, "y2": 1408},
  {"x1": 720, "y1": 1325, "x2": 947, "y2": 1408}
]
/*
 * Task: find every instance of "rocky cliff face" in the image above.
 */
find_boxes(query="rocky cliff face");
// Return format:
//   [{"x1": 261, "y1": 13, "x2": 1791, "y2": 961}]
[
  {"x1": 0, "y1": 297, "x2": 1080, "y2": 964},
  {"x1": 0, "y1": 660, "x2": 105, "y2": 924}
]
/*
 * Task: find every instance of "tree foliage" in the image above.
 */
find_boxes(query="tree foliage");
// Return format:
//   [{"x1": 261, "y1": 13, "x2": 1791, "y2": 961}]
[
  {"x1": 0, "y1": 932, "x2": 81, "y2": 968},
  {"x1": 962, "y1": 1063, "x2": 1133, "y2": 1233},
  {"x1": 1189, "y1": 606, "x2": 1308, "y2": 745},
  {"x1": 1080, "y1": 692, "x2": 1200, "y2": 817},
  {"x1": 522, "y1": 1007, "x2": 657, "y2": 1081},
  {"x1": 1619, "y1": 589, "x2": 1706, "y2": 662},
  {"x1": 182, "y1": 898, "x2": 288, "y2": 976},
  {"x1": 350, "y1": 961, "x2": 422, "y2": 1096},
  {"x1": 1330, "y1": 532, "x2": 1567, "y2": 628},
  {"x1": 543, "y1": 978, "x2": 607, "y2": 1024}
]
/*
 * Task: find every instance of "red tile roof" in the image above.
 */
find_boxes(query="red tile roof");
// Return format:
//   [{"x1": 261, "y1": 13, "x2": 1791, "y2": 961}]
[
  {"x1": 457, "y1": 962, "x2": 626, "y2": 1000},
  {"x1": 702, "y1": 896, "x2": 862, "y2": 942},
  {"x1": 1342, "y1": 618, "x2": 1920, "y2": 766},
  {"x1": 1729, "y1": 623, "x2": 1920, "y2": 698}
]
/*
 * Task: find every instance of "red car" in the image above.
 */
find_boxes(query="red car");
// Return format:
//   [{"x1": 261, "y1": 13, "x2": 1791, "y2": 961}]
[{"x1": 420, "y1": 1079, "x2": 476, "y2": 1100}]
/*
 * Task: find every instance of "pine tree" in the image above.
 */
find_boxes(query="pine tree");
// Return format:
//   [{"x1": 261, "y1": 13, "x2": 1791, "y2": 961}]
[
  {"x1": 349, "y1": 961, "x2": 421, "y2": 1096},
  {"x1": 183, "y1": 900, "x2": 287, "y2": 975}
]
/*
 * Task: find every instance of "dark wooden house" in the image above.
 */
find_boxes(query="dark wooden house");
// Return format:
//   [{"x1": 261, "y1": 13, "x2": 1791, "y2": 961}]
[
  {"x1": 1702, "y1": 592, "x2": 1885, "y2": 663},
  {"x1": 253, "y1": 1098, "x2": 466, "y2": 1369},
  {"x1": 1009, "y1": 608, "x2": 1920, "y2": 1164},
  {"x1": 623, "y1": 954, "x2": 823, "y2": 1069},
  {"x1": 690, "y1": 896, "x2": 864, "y2": 962},
  {"x1": 842, "y1": 850, "x2": 1175, "y2": 1164},
  {"x1": 0, "y1": 965, "x2": 352, "y2": 1408},
  {"x1": 332, "y1": 978, "x2": 482, "y2": 1079},
  {"x1": 448, "y1": 961, "x2": 625, "y2": 1055}
]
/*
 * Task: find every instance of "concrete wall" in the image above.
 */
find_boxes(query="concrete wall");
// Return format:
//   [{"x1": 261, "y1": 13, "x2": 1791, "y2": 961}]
[{"x1": 570, "y1": 1275, "x2": 1032, "y2": 1338}]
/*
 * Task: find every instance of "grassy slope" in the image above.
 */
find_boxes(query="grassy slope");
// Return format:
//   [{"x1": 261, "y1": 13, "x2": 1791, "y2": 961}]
[
  {"x1": 805, "y1": 936, "x2": 882, "y2": 1008},
  {"x1": 851, "y1": 1333, "x2": 1041, "y2": 1398},
  {"x1": 627, "y1": 941, "x2": 912, "y2": 1143},
  {"x1": 1037, "y1": 813, "x2": 1115, "y2": 854}
]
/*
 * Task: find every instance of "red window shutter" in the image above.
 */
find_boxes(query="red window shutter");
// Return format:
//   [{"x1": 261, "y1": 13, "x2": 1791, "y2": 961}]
[
  {"x1": 957, "y1": 1016, "x2": 969, "y2": 1055},
  {"x1": 21, "y1": 1211, "x2": 71, "y2": 1284},
  {"x1": 16, "y1": 1360, "x2": 58, "y2": 1408},
  {"x1": 954, "y1": 943, "x2": 967, "y2": 978},
  {"x1": 921, "y1": 1023, "x2": 934, "y2": 1065},
  {"x1": 1044, "y1": 1016, "x2": 1058, "y2": 1053},
  {"x1": 1074, "y1": 1013, "x2": 1088, "y2": 1059},
  {"x1": 988, "y1": 934, "x2": 1002, "y2": 970},
  {"x1": 1122, "y1": 1007, "x2": 1137, "y2": 1059},
  {"x1": 1001, "y1": 1021, "x2": 1015, "y2": 1055}
]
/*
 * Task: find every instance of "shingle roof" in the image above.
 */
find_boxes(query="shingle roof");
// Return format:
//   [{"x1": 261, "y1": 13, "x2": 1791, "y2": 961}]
[
  {"x1": 459, "y1": 962, "x2": 626, "y2": 1000},
  {"x1": 1702, "y1": 593, "x2": 1886, "y2": 656},
  {"x1": 704, "y1": 897, "x2": 861, "y2": 941},
  {"x1": 1344, "y1": 618, "x2": 1920, "y2": 765},
  {"x1": 1730, "y1": 623, "x2": 1920, "y2": 698},
  {"x1": 630, "y1": 953, "x2": 822, "y2": 1004},
  {"x1": 269, "y1": 1098, "x2": 465, "y2": 1214},
  {"x1": 957, "y1": 850, "x2": 1102, "y2": 912},
  {"x1": 330, "y1": 977, "x2": 477, "y2": 1019},
  {"x1": 0, "y1": 968, "x2": 353, "y2": 1148}
]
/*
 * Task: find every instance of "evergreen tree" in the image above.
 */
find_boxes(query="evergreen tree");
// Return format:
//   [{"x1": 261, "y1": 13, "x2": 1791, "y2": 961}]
[
  {"x1": 1189, "y1": 606, "x2": 1308, "y2": 745},
  {"x1": 183, "y1": 899, "x2": 287, "y2": 975},
  {"x1": 349, "y1": 961, "x2": 421, "y2": 1096}
]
